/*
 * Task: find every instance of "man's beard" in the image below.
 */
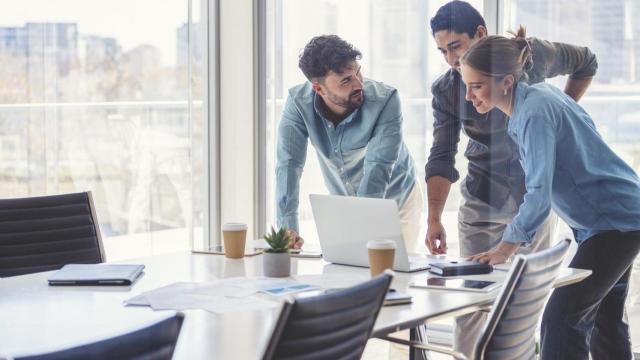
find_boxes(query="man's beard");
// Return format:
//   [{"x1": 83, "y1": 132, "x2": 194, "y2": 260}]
[{"x1": 327, "y1": 89, "x2": 364, "y2": 111}]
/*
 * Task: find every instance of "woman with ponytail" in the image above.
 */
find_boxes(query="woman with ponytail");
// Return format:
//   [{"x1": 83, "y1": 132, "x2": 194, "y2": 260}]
[{"x1": 462, "y1": 26, "x2": 640, "y2": 359}]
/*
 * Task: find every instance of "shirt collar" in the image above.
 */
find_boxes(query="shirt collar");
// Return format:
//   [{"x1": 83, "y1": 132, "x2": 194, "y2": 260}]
[{"x1": 512, "y1": 81, "x2": 529, "y2": 118}]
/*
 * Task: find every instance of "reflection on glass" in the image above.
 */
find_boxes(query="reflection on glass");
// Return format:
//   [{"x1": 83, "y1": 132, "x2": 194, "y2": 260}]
[{"x1": 508, "y1": 0, "x2": 640, "y2": 172}]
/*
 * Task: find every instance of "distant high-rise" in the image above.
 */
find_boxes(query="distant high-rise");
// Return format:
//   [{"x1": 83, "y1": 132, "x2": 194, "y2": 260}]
[
  {"x1": 85, "y1": 35, "x2": 121, "y2": 71},
  {"x1": 631, "y1": 0, "x2": 640, "y2": 82},
  {"x1": 592, "y1": 0, "x2": 630, "y2": 83},
  {"x1": 24, "y1": 23, "x2": 79, "y2": 76},
  {"x1": 0, "y1": 23, "x2": 80, "y2": 101},
  {"x1": 0, "y1": 26, "x2": 28, "y2": 56},
  {"x1": 176, "y1": 23, "x2": 203, "y2": 68}
]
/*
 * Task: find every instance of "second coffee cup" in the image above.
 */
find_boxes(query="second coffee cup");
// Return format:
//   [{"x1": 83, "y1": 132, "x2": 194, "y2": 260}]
[
  {"x1": 367, "y1": 239, "x2": 396, "y2": 277},
  {"x1": 222, "y1": 222, "x2": 247, "y2": 259}
]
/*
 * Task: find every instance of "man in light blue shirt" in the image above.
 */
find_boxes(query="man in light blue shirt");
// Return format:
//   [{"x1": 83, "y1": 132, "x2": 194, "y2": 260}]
[{"x1": 276, "y1": 35, "x2": 421, "y2": 249}]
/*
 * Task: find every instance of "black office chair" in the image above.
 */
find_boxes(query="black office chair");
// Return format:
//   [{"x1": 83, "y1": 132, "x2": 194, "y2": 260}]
[
  {"x1": 381, "y1": 239, "x2": 571, "y2": 360},
  {"x1": 0, "y1": 191, "x2": 105, "y2": 277},
  {"x1": 15, "y1": 313, "x2": 184, "y2": 360},
  {"x1": 262, "y1": 271, "x2": 393, "y2": 360}
]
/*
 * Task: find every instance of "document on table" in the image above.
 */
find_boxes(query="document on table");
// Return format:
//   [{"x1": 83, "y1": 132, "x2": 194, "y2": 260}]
[
  {"x1": 293, "y1": 273, "x2": 369, "y2": 289},
  {"x1": 220, "y1": 277, "x2": 320, "y2": 295},
  {"x1": 124, "y1": 277, "x2": 320, "y2": 314}
]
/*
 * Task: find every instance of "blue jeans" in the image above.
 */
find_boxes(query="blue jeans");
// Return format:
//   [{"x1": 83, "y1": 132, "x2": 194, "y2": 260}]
[{"x1": 540, "y1": 230, "x2": 640, "y2": 360}]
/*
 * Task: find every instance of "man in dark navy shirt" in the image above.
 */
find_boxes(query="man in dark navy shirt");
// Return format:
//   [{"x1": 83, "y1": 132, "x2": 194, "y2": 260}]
[{"x1": 424, "y1": 1, "x2": 597, "y2": 357}]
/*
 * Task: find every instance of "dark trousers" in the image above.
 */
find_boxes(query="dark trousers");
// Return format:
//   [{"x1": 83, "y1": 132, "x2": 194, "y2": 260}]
[{"x1": 540, "y1": 230, "x2": 640, "y2": 360}]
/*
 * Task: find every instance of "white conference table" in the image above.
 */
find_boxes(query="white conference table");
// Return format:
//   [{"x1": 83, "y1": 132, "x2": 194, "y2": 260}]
[{"x1": 0, "y1": 251, "x2": 590, "y2": 359}]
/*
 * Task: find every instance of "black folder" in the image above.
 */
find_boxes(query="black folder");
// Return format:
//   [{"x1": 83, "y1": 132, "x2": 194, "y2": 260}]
[
  {"x1": 48, "y1": 264, "x2": 145, "y2": 286},
  {"x1": 428, "y1": 260, "x2": 493, "y2": 276}
]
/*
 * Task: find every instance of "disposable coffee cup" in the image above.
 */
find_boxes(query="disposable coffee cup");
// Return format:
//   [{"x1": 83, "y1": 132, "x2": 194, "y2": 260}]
[
  {"x1": 222, "y1": 223, "x2": 247, "y2": 259},
  {"x1": 367, "y1": 239, "x2": 396, "y2": 277}
]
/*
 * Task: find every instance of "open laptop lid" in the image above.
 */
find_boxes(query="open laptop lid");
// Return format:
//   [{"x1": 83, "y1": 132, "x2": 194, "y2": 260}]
[{"x1": 309, "y1": 194, "x2": 411, "y2": 270}]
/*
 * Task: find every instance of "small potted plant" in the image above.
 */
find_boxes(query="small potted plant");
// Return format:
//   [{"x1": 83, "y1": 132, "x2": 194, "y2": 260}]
[{"x1": 262, "y1": 226, "x2": 292, "y2": 277}]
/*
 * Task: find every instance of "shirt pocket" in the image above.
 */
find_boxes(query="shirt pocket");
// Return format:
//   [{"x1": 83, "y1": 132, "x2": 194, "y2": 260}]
[
  {"x1": 341, "y1": 129, "x2": 370, "y2": 150},
  {"x1": 341, "y1": 145, "x2": 368, "y2": 164}
]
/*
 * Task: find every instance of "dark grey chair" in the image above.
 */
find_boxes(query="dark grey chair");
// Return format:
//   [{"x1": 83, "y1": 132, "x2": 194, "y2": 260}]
[
  {"x1": 382, "y1": 239, "x2": 571, "y2": 360},
  {"x1": 15, "y1": 313, "x2": 184, "y2": 360},
  {"x1": 0, "y1": 191, "x2": 105, "y2": 277},
  {"x1": 262, "y1": 271, "x2": 393, "y2": 360}
]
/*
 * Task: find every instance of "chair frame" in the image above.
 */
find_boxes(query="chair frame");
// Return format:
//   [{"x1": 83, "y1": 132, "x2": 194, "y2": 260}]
[
  {"x1": 381, "y1": 239, "x2": 571, "y2": 360},
  {"x1": 86, "y1": 191, "x2": 106, "y2": 262},
  {"x1": 262, "y1": 270, "x2": 393, "y2": 360},
  {"x1": 261, "y1": 298, "x2": 295, "y2": 360}
]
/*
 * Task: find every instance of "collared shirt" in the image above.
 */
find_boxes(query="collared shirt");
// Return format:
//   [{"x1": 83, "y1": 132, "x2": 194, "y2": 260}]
[
  {"x1": 503, "y1": 82, "x2": 640, "y2": 244},
  {"x1": 276, "y1": 79, "x2": 417, "y2": 232},
  {"x1": 426, "y1": 38, "x2": 598, "y2": 208}
]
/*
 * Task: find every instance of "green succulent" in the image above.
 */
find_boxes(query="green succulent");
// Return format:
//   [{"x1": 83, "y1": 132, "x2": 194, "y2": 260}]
[{"x1": 263, "y1": 226, "x2": 291, "y2": 253}]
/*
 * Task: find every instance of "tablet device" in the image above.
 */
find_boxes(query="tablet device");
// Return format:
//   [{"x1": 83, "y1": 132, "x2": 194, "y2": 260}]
[
  {"x1": 48, "y1": 264, "x2": 145, "y2": 286},
  {"x1": 383, "y1": 289, "x2": 412, "y2": 306},
  {"x1": 410, "y1": 277, "x2": 501, "y2": 293}
]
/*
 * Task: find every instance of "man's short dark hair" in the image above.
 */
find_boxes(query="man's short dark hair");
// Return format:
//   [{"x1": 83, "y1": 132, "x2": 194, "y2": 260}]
[
  {"x1": 430, "y1": 1, "x2": 486, "y2": 38},
  {"x1": 298, "y1": 35, "x2": 362, "y2": 81}
]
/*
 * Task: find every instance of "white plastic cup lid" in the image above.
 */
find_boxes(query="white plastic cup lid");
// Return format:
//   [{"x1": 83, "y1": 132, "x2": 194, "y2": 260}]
[
  {"x1": 366, "y1": 239, "x2": 396, "y2": 250},
  {"x1": 222, "y1": 222, "x2": 247, "y2": 231}
]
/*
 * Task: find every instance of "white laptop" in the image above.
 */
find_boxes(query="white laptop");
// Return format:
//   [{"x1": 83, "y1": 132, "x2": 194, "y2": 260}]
[{"x1": 309, "y1": 194, "x2": 431, "y2": 272}]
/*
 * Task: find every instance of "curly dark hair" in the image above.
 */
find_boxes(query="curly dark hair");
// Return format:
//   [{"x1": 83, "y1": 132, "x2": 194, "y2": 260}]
[
  {"x1": 430, "y1": 1, "x2": 486, "y2": 38},
  {"x1": 298, "y1": 35, "x2": 362, "y2": 81}
]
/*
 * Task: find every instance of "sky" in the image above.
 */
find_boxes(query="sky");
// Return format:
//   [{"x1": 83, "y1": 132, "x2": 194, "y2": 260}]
[{"x1": 0, "y1": 0, "x2": 204, "y2": 66}]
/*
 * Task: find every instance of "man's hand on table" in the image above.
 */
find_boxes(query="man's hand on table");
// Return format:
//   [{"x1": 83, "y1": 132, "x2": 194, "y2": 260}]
[{"x1": 285, "y1": 229, "x2": 304, "y2": 250}]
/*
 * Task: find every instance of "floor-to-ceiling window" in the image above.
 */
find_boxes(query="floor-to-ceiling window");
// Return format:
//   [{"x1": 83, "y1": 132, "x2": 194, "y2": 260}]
[
  {"x1": 0, "y1": 0, "x2": 209, "y2": 260},
  {"x1": 264, "y1": 0, "x2": 483, "y2": 253}
]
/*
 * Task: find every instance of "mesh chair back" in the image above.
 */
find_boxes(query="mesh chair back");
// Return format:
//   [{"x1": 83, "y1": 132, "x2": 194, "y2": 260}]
[
  {"x1": 475, "y1": 239, "x2": 571, "y2": 360},
  {"x1": 263, "y1": 272, "x2": 393, "y2": 360},
  {"x1": 0, "y1": 191, "x2": 105, "y2": 277}
]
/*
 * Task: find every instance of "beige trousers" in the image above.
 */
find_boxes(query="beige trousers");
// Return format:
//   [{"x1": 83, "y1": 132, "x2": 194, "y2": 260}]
[{"x1": 399, "y1": 181, "x2": 424, "y2": 254}]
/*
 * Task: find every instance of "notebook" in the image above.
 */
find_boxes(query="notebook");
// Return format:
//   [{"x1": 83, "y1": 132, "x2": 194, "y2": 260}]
[
  {"x1": 48, "y1": 264, "x2": 145, "y2": 286},
  {"x1": 428, "y1": 260, "x2": 493, "y2": 276}
]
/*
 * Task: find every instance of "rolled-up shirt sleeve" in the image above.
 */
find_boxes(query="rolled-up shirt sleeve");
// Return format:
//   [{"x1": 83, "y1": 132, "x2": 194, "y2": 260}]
[
  {"x1": 532, "y1": 39, "x2": 598, "y2": 80},
  {"x1": 276, "y1": 95, "x2": 308, "y2": 232},
  {"x1": 502, "y1": 113, "x2": 556, "y2": 245},
  {"x1": 357, "y1": 91, "x2": 402, "y2": 198},
  {"x1": 425, "y1": 89, "x2": 461, "y2": 183}
]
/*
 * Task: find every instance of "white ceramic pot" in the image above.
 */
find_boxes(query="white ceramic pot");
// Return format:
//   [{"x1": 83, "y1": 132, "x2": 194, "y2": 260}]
[{"x1": 262, "y1": 252, "x2": 291, "y2": 277}]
